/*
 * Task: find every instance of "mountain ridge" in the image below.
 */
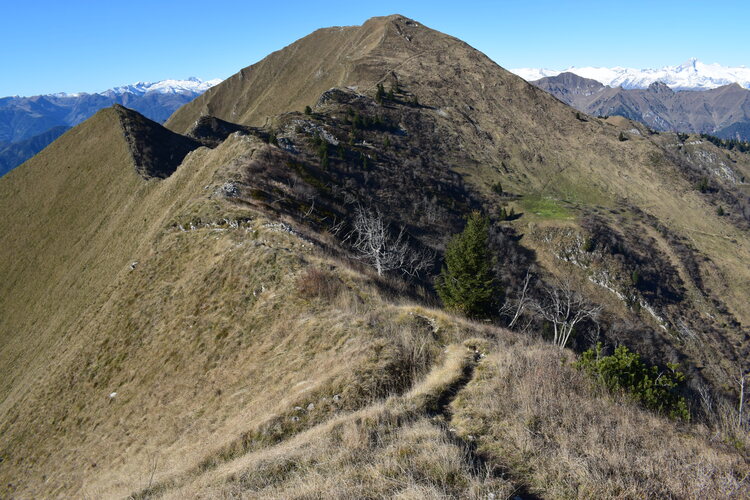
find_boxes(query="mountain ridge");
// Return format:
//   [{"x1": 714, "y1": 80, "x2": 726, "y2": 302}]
[
  {"x1": 1, "y1": 14, "x2": 749, "y2": 498},
  {"x1": 0, "y1": 77, "x2": 220, "y2": 177},
  {"x1": 534, "y1": 72, "x2": 750, "y2": 140}
]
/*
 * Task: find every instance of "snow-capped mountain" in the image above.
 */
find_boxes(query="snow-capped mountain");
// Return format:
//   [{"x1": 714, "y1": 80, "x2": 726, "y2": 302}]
[
  {"x1": 512, "y1": 59, "x2": 750, "y2": 90},
  {"x1": 52, "y1": 77, "x2": 223, "y2": 98},
  {"x1": 105, "y1": 77, "x2": 223, "y2": 96}
]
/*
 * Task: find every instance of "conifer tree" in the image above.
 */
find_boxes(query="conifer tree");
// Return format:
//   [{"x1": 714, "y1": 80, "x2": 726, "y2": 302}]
[
  {"x1": 375, "y1": 83, "x2": 385, "y2": 103},
  {"x1": 436, "y1": 211, "x2": 497, "y2": 318}
]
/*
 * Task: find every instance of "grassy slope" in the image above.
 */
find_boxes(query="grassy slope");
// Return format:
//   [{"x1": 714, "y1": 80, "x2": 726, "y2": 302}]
[
  {"x1": 0, "y1": 117, "x2": 747, "y2": 498},
  {"x1": 1, "y1": 14, "x2": 750, "y2": 499},
  {"x1": 169, "y1": 15, "x2": 750, "y2": 331}
]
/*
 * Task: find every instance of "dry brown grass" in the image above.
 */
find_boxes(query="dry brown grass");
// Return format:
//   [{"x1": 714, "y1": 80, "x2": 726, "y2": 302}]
[
  {"x1": 452, "y1": 343, "x2": 750, "y2": 499},
  {"x1": 155, "y1": 342, "x2": 515, "y2": 499},
  {"x1": 3, "y1": 16, "x2": 750, "y2": 498},
  {"x1": 295, "y1": 266, "x2": 343, "y2": 301}
]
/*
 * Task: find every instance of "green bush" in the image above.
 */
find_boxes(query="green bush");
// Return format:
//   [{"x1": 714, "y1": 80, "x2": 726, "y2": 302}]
[
  {"x1": 576, "y1": 343, "x2": 689, "y2": 420},
  {"x1": 436, "y1": 211, "x2": 497, "y2": 318}
]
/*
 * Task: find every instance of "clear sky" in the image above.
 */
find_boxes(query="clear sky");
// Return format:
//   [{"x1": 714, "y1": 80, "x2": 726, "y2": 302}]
[{"x1": 2, "y1": 0, "x2": 748, "y2": 96}]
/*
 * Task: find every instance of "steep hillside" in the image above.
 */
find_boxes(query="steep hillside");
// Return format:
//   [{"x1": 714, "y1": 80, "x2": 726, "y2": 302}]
[
  {"x1": 535, "y1": 72, "x2": 750, "y2": 140},
  {"x1": 1, "y1": 14, "x2": 749, "y2": 498}
]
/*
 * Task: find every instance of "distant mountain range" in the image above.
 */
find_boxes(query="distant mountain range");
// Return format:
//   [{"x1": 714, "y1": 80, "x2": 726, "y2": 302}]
[
  {"x1": 0, "y1": 77, "x2": 221, "y2": 175},
  {"x1": 529, "y1": 71, "x2": 750, "y2": 141},
  {"x1": 512, "y1": 59, "x2": 750, "y2": 90}
]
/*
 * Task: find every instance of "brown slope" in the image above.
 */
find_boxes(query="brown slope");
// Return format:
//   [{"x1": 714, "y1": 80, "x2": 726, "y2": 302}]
[
  {"x1": 0, "y1": 106, "x2": 211, "y2": 419},
  {"x1": 166, "y1": 13, "x2": 750, "y2": 380},
  {"x1": 2, "y1": 14, "x2": 750, "y2": 498},
  {"x1": 165, "y1": 14, "x2": 474, "y2": 133}
]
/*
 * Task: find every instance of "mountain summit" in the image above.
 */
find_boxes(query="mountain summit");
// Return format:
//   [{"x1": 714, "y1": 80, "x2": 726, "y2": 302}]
[{"x1": 1, "y1": 15, "x2": 749, "y2": 498}]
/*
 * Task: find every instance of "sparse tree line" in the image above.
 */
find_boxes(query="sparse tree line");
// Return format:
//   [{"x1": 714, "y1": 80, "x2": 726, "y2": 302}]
[
  {"x1": 290, "y1": 92, "x2": 745, "y2": 429},
  {"x1": 700, "y1": 133, "x2": 750, "y2": 154},
  {"x1": 344, "y1": 208, "x2": 736, "y2": 423}
]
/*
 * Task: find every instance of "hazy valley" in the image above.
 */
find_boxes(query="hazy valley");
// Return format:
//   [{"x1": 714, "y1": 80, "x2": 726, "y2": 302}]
[{"x1": 0, "y1": 78, "x2": 220, "y2": 176}]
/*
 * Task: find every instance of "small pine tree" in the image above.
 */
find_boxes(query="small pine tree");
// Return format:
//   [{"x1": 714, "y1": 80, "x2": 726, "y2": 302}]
[
  {"x1": 375, "y1": 83, "x2": 386, "y2": 104},
  {"x1": 618, "y1": 132, "x2": 627, "y2": 142},
  {"x1": 436, "y1": 212, "x2": 497, "y2": 318},
  {"x1": 717, "y1": 205, "x2": 725, "y2": 216},
  {"x1": 304, "y1": 105, "x2": 312, "y2": 115}
]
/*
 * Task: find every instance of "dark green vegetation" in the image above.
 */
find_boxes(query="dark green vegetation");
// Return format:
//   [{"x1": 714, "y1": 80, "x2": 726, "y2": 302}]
[
  {"x1": 436, "y1": 212, "x2": 497, "y2": 318},
  {"x1": 700, "y1": 133, "x2": 750, "y2": 153},
  {"x1": 1, "y1": 14, "x2": 749, "y2": 499},
  {"x1": 577, "y1": 343, "x2": 690, "y2": 420}
]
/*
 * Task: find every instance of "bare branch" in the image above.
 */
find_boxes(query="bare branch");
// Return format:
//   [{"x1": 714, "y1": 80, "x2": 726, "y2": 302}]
[
  {"x1": 348, "y1": 206, "x2": 433, "y2": 277},
  {"x1": 500, "y1": 268, "x2": 534, "y2": 329},
  {"x1": 532, "y1": 278, "x2": 601, "y2": 348}
]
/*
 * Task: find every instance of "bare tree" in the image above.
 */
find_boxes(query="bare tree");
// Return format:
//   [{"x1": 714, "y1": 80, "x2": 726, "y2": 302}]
[
  {"x1": 348, "y1": 206, "x2": 433, "y2": 277},
  {"x1": 532, "y1": 278, "x2": 601, "y2": 348},
  {"x1": 500, "y1": 269, "x2": 534, "y2": 329},
  {"x1": 736, "y1": 368, "x2": 748, "y2": 430}
]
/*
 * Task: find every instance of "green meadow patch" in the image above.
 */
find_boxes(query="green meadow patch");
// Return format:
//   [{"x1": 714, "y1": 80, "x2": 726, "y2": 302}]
[{"x1": 519, "y1": 195, "x2": 572, "y2": 220}]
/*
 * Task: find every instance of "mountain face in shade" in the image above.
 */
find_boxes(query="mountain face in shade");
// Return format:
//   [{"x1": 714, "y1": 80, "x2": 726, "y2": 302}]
[
  {"x1": 534, "y1": 72, "x2": 750, "y2": 140},
  {"x1": 1, "y1": 15, "x2": 750, "y2": 499},
  {"x1": 0, "y1": 78, "x2": 219, "y2": 176}
]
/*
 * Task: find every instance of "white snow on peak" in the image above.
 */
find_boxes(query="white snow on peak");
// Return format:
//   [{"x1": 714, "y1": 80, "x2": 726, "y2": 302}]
[
  {"x1": 53, "y1": 77, "x2": 222, "y2": 98},
  {"x1": 511, "y1": 59, "x2": 750, "y2": 90},
  {"x1": 106, "y1": 77, "x2": 223, "y2": 96}
]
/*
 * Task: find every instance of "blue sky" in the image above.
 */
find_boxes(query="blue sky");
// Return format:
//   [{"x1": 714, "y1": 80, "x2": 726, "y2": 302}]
[{"x1": 2, "y1": 0, "x2": 748, "y2": 96}]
